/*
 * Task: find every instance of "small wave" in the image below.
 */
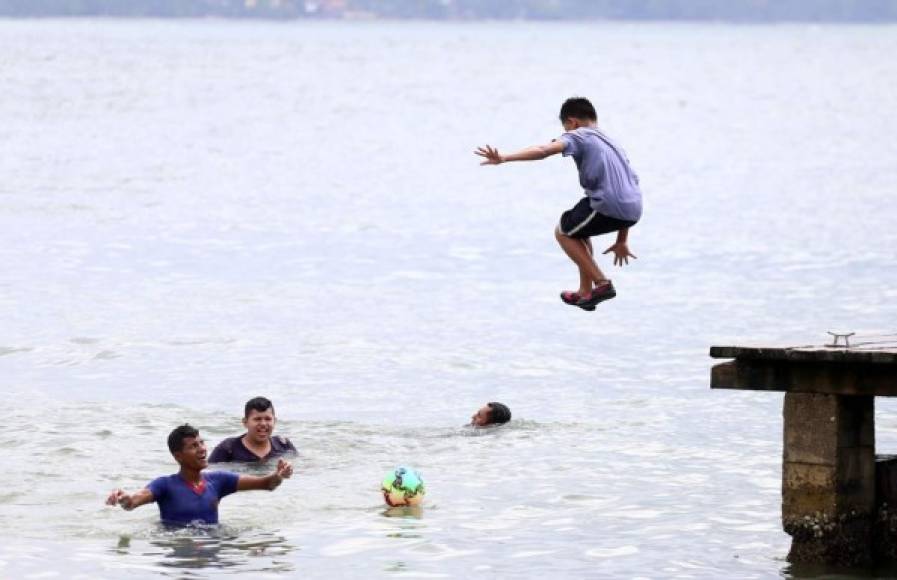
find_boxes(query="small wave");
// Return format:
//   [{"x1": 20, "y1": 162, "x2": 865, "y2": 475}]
[{"x1": 0, "y1": 346, "x2": 32, "y2": 357}]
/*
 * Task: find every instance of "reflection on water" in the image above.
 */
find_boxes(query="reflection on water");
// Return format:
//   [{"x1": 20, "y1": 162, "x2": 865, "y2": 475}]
[
  {"x1": 784, "y1": 561, "x2": 897, "y2": 579},
  {"x1": 107, "y1": 526, "x2": 296, "y2": 574},
  {"x1": 144, "y1": 528, "x2": 295, "y2": 572},
  {"x1": 382, "y1": 506, "x2": 425, "y2": 521}
]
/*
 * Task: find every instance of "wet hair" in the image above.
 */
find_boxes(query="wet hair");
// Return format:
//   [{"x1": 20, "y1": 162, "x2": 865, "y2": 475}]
[
  {"x1": 167, "y1": 424, "x2": 199, "y2": 454},
  {"x1": 559, "y1": 97, "x2": 597, "y2": 122},
  {"x1": 244, "y1": 396, "x2": 275, "y2": 418},
  {"x1": 487, "y1": 402, "x2": 512, "y2": 425}
]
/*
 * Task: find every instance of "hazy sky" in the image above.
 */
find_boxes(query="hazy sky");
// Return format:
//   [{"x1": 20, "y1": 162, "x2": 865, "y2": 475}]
[{"x1": 1, "y1": 0, "x2": 896, "y2": 21}]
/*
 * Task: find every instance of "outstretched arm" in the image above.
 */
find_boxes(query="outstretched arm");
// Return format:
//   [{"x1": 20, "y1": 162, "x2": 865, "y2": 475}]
[
  {"x1": 237, "y1": 459, "x2": 293, "y2": 492},
  {"x1": 475, "y1": 141, "x2": 564, "y2": 165},
  {"x1": 603, "y1": 228, "x2": 637, "y2": 267},
  {"x1": 106, "y1": 488, "x2": 154, "y2": 511}
]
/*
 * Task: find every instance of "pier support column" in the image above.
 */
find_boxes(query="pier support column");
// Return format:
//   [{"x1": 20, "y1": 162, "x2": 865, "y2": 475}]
[{"x1": 782, "y1": 393, "x2": 875, "y2": 566}]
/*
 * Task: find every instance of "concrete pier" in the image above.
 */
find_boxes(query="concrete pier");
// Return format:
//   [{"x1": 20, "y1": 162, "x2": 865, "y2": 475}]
[{"x1": 710, "y1": 334, "x2": 897, "y2": 566}]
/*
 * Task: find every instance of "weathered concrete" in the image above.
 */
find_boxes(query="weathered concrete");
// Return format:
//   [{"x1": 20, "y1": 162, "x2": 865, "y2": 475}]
[
  {"x1": 876, "y1": 456, "x2": 897, "y2": 504},
  {"x1": 711, "y1": 359, "x2": 897, "y2": 396},
  {"x1": 874, "y1": 456, "x2": 897, "y2": 560},
  {"x1": 781, "y1": 393, "x2": 875, "y2": 565}
]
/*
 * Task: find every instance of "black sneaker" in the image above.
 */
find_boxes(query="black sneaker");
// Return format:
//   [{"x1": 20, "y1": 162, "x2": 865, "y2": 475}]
[{"x1": 576, "y1": 281, "x2": 616, "y2": 309}]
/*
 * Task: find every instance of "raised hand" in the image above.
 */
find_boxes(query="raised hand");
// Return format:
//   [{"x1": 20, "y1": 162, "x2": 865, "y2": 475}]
[
  {"x1": 603, "y1": 241, "x2": 637, "y2": 267},
  {"x1": 475, "y1": 145, "x2": 503, "y2": 165},
  {"x1": 276, "y1": 459, "x2": 293, "y2": 480},
  {"x1": 107, "y1": 489, "x2": 133, "y2": 510}
]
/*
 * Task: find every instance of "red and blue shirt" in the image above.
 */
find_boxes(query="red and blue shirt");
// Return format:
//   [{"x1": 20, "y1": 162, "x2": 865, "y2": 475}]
[{"x1": 147, "y1": 471, "x2": 239, "y2": 525}]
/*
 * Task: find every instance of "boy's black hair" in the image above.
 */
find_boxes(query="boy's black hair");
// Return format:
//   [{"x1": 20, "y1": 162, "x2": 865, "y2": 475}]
[
  {"x1": 559, "y1": 97, "x2": 597, "y2": 122},
  {"x1": 168, "y1": 424, "x2": 199, "y2": 454},
  {"x1": 244, "y1": 396, "x2": 275, "y2": 418},
  {"x1": 487, "y1": 402, "x2": 512, "y2": 425}
]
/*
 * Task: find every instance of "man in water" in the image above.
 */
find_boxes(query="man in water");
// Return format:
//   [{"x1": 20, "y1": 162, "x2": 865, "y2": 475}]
[
  {"x1": 106, "y1": 424, "x2": 292, "y2": 525},
  {"x1": 470, "y1": 402, "x2": 512, "y2": 427},
  {"x1": 209, "y1": 396, "x2": 296, "y2": 463}
]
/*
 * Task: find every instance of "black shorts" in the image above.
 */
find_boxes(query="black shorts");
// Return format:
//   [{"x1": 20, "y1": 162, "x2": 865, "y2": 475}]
[{"x1": 558, "y1": 197, "x2": 637, "y2": 239}]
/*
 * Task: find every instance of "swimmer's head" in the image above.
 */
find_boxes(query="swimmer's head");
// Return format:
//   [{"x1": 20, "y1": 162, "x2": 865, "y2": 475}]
[
  {"x1": 243, "y1": 396, "x2": 277, "y2": 445},
  {"x1": 470, "y1": 402, "x2": 512, "y2": 427},
  {"x1": 167, "y1": 424, "x2": 208, "y2": 469},
  {"x1": 244, "y1": 396, "x2": 275, "y2": 418}
]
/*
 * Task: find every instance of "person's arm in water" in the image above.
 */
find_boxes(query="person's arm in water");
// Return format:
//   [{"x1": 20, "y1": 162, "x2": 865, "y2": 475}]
[
  {"x1": 106, "y1": 488, "x2": 154, "y2": 511},
  {"x1": 236, "y1": 458, "x2": 293, "y2": 491},
  {"x1": 475, "y1": 141, "x2": 565, "y2": 165},
  {"x1": 603, "y1": 227, "x2": 637, "y2": 267}
]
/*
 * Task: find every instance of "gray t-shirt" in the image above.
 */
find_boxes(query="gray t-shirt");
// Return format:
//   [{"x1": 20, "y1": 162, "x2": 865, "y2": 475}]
[{"x1": 558, "y1": 127, "x2": 643, "y2": 222}]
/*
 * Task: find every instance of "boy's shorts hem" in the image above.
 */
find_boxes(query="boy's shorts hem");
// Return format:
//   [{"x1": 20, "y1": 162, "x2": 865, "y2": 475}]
[{"x1": 558, "y1": 197, "x2": 637, "y2": 238}]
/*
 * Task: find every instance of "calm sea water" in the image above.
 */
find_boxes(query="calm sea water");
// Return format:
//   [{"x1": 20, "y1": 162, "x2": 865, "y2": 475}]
[{"x1": 1, "y1": 18, "x2": 896, "y2": 579}]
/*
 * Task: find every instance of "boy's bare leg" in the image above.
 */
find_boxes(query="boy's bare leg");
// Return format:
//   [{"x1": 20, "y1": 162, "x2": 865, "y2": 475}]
[
  {"x1": 555, "y1": 227, "x2": 608, "y2": 295},
  {"x1": 577, "y1": 238, "x2": 594, "y2": 294},
  {"x1": 580, "y1": 237, "x2": 610, "y2": 288}
]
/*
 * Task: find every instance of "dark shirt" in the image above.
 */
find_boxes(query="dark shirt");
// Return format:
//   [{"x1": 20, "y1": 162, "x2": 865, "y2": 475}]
[
  {"x1": 208, "y1": 434, "x2": 296, "y2": 463},
  {"x1": 146, "y1": 471, "x2": 239, "y2": 525}
]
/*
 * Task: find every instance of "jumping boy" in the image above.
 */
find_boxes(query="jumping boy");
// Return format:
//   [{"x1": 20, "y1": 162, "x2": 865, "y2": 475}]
[{"x1": 475, "y1": 97, "x2": 642, "y2": 311}]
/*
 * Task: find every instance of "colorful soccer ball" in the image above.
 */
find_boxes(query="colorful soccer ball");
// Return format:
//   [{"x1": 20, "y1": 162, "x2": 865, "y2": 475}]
[{"x1": 381, "y1": 466, "x2": 425, "y2": 507}]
